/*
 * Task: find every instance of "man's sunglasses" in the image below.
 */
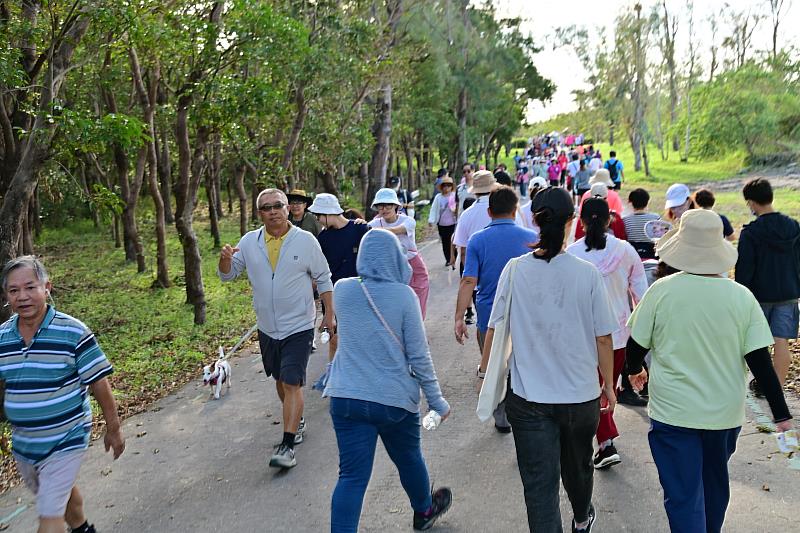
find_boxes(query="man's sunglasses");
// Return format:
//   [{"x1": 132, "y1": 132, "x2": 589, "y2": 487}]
[{"x1": 258, "y1": 202, "x2": 285, "y2": 212}]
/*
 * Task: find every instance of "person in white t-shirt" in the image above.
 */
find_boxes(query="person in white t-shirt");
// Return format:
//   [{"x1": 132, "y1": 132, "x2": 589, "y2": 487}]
[
  {"x1": 481, "y1": 187, "x2": 617, "y2": 533},
  {"x1": 453, "y1": 170, "x2": 498, "y2": 325},
  {"x1": 516, "y1": 177, "x2": 548, "y2": 232},
  {"x1": 368, "y1": 188, "x2": 429, "y2": 318}
]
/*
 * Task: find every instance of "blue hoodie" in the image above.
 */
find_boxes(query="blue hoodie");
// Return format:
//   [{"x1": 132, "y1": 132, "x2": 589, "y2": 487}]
[{"x1": 324, "y1": 229, "x2": 449, "y2": 416}]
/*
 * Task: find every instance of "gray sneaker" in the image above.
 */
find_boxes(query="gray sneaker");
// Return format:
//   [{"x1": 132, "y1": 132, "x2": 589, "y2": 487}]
[
  {"x1": 294, "y1": 417, "x2": 306, "y2": 444},
  {"x1": 269, "y1": 444, "x2": 296, "y2": 469}
]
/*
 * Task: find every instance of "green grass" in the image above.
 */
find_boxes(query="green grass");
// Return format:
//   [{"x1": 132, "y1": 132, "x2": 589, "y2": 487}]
[{"x1": 34, "y1": 208, "x2": 258, "y2": 411}]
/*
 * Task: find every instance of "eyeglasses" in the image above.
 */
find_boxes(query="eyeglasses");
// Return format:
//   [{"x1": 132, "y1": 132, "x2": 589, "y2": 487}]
[
  {"x1": 258, "y1": 202, "x2": 285, "y2": 212},
  {"x1": 289, "y1": 200, "x2": 306, "y2": 206},
  {"x1": 374, "y1": 204, "x2": 396, "y2": 210}
]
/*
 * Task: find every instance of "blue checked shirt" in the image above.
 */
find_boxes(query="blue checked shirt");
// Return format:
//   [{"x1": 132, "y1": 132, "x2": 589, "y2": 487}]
[{"x1": 0, "y1": 306, "x2": 113, "y2": 464}]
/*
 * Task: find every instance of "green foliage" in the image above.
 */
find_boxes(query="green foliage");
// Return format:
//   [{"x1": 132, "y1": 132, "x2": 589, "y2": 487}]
[{"x1": 675, "y1": 63, "x2": 800, "y2": 159}]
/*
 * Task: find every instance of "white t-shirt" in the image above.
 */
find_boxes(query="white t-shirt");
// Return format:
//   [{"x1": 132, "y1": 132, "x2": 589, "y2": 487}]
[
  {"x1": 488, "y1": 253, "x2": 617, "y2": 404},
  {"x1": 567, "y1": 236, "x2": 648, "y2": 349},
  {"x1": 567, "y1": 160, "x2": 581, "y2": 178},
  {"x1": 368, "y1": 214, "x2": 417, "y2": 259},
  {"x1": 452, "y1": 196, "x2": 492, "y2": 248},
  {"x1": 515, "y1": 201, "x2": 540, "y2": 234},
  {"x1": 589, "y1": 157, "x2": 602, "y2": 173}
]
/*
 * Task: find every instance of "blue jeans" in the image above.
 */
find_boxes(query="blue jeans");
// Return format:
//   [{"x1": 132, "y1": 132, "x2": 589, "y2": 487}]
[
  {"x1": 648, "y1": 419, "x2": 740, "y2": 533},
  {"x1": 519, "y1": 181, "x2": 528, "y2": 198},
  {"x1": 329, "y1": 397, "x2": 432, "y2": 533}
]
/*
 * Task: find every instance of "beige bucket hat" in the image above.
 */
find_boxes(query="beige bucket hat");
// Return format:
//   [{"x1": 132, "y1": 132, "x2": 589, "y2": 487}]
[
  {"x1": 656, "y1": 209, "x2": 738, "y2": 275},
  {"x1": 589, "y1": 168, "x2": 614, "y2": 187},
  {"x1": 468, "y1": 170, "x2": 498, "y2": 194}
]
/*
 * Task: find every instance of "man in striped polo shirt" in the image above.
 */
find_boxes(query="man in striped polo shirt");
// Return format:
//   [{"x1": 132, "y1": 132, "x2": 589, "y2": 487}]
[{"x1": 0, "y1": 256, "x2": 125, "y2": 533}]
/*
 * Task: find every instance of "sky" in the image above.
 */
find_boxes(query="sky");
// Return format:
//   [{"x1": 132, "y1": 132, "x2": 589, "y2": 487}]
[{"x1": 492, "y1": 0, "x2": 800, "y2": 124}]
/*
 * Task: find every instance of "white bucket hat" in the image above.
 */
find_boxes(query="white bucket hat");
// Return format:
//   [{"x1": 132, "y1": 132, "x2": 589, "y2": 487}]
[
  {"x1": 308, "y1": 193, "x2": 344, "y2": 215},
  {"x1": 656, "y1": 209, "x2": 738, "y2": 274},
  {"x1": 590, "y1": 183, "x2": 608, "y2": 199},
  {"x1": 371, "y1": 188, "x2": 401, "y2": 207},
  {"x1": 589, "y1": 168, "x2": 614, "y2": 187},
  {"x1": 665, "y1": 183, "x2": 691, "y2": 209}
]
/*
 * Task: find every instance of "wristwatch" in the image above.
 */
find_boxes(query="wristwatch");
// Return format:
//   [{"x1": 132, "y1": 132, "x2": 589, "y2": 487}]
[{"x1": 476, "y1": 368, "x2": 486, "y2": 379}]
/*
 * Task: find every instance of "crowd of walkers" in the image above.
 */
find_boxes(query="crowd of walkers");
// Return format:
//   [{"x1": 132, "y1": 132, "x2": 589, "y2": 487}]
[{"x1": 1, "y1": 134, "x2": 798, "y2": 532}]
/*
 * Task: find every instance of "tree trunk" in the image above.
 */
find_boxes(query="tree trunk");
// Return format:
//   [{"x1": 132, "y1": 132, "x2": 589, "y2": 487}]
[
  {"x1": 205, "y1": 154, "x2": 221, "y2": 249},
  {"x1": 403, "y1": 141, "x2": 414, "y2": 192},
  {"x1": 365, "y1": 82, "x2": 393, "y2": 215},
  {"x1": 320, "y1": 171, "x2": 339, "y2": 196},
  {"x1": 682, "y1": 91, "x2": 692, "y2": 163},
  {"x1": 130, "y1": 46, "x2": 170, "y2": 288},
  {"x1": 213, "y1": 135, "x2": 223, "y2": 217},
  {"x1": 234, "y1": 164, "x2": 247, "y2": 236},
  {"x1": 174, "y1": 104, "x2": 207, "y2": 325},
  {"x1": 21, "y1": 199, "x2": 34, "y2": 255},
  {"x1": 281, "y1": 82, "x2": 308, "y2": 189},
  {"x1": 642, "y1": 139, "x2": 651, "y2": 177},
  {"x1": 104, "y1": 84, "x2": 146, "y2": 272},
  {"x1": 609, "y1": 122, "x2": 615, "y2": 146},
  {"x1": 157, "y1": 121, "x2": 174, "y2": 223},
  {"x1": 457, "y1": 86, "x2": 468, "y2": 166}
]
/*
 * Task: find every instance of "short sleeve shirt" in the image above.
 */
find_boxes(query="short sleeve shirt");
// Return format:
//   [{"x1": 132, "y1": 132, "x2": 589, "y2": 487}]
[
  {"x1": 463, "y1": 220, "x2": 538, "y2": 331},
  {"x1": 317, "y1": 221, "x2": 369, "y2": 284},
  {"x1": 627, "y1": 273, "x2": 774, "y2": 429},
  {"x1": 0, "y1": 306, "x2": 113, "y2": 463},
  {"x1": 368, "y1": 214, "x2": 417, "y2": 259},
  {"x1": 452, "y1": 196, "x2": 493, "y2": 248},
  {"x1": 489, "y1": 253, "x2": 617, "y2": 404}
]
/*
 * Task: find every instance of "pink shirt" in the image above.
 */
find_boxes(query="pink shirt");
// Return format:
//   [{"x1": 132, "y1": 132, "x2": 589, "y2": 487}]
[{"x1": 580, "y1": 189, "x2": 624, "y2": 215}]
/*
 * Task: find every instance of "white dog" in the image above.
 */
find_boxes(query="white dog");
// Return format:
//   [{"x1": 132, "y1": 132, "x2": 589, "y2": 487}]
[{"x1": 203, "y1": 357, "x2": 231, "y2": 400}]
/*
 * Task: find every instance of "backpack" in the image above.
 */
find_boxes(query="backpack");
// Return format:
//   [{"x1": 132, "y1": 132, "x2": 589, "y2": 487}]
[{"x1": 605, "y1": 159, "x2": 620, "y2": 182}]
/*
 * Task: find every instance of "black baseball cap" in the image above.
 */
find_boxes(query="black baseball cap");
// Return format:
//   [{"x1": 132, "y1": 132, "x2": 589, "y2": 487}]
[{"x1": 531, "y1": 187, "x2": 575, "y2": 219}]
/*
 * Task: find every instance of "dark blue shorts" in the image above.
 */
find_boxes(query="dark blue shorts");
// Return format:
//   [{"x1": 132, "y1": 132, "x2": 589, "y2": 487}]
[
  {"x1": 258, "y1": 329, "x2": 314, "y2": 386},
  {"x1": 760, "y1": 301, "x2": 799, "y2": 339}
]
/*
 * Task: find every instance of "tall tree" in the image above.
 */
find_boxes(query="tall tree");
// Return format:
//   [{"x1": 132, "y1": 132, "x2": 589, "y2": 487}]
[{"x1": 660, "y1": 0, "x2": 679, "y2": 153}]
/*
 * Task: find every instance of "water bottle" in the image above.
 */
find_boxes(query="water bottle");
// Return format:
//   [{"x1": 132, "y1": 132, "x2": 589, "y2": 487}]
[
  {"x1": 422, "y1": 410, "x2": 442, "y2": 431},
  {"x1": 320, "y1": 328, "x2": 330, "y2": 344}
]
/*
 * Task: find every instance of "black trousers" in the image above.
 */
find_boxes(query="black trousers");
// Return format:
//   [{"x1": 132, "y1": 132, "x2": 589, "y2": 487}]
[
  {"x1": 437, "y1": 224, "x2": 456, "y2": 264},
  {"x1": 506, "y1": 391, "x2": 599, "y2": 532}
]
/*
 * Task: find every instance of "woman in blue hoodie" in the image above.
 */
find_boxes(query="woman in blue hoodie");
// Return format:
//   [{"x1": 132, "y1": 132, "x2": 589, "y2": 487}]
[{"x1": 324, "y1": 229, "x2": 452, "y2": 532}]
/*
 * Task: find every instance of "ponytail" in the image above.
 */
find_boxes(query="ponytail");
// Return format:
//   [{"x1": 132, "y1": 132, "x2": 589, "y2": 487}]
[
  {"x1": 533, "y1": 207, "x2": 569, "y2": 262},
  {"x1": 580, "y1": 198, "x2": 610, "y2": 251}
]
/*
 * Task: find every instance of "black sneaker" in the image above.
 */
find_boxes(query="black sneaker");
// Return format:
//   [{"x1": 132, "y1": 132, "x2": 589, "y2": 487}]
[
  {"x1": 464, "y1": 309, "x2": 475, "y2": 325},
  {"x1": 593, "y1": 445, "x2": 621, "y2": 469},
  {"x1": 749, "y1": 378, "x2": 765, "y2": 398},
  {"x1": 494, "y1": 424, "x2": 512, "y2": 434},
  {"x1": 413, "y1": 487, "x2": 452, "y2": 530},
  {"x1": 617, "y1": 388, "x2": 648, "y2": 407},
  {"x1": 572, "y1": 504, "x2": 596, "y2": 532}
]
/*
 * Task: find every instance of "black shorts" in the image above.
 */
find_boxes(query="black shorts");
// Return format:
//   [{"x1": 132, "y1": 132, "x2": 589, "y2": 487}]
[{"x1": 258, "y1": 329, "x2": 314, "y2": 386}]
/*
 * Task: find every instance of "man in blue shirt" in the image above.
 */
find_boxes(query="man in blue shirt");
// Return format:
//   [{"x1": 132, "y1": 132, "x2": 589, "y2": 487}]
[
  {"x1": 604, "y1": 150, "x2": 625, "y2": 190},
  {"x1": 454, "y1": 186, "x2": 538, "y2": 432}
]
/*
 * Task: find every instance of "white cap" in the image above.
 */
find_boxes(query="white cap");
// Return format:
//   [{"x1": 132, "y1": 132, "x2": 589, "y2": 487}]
[
  {"x1": 665, "y1": 183, "x2": 691, "y2": 209},
  {"x1": 590, "y1": 183, "x2": 608, "y2": 199},
  {"x1": 529, "y1": 177, "x2": 548, "y2": 189},
  {"x1": 371, "y1": 188, "x2": 401, "y2": 207},
  {"x1": 308, "y1": 193, "x2": 343, "y2": 215}
]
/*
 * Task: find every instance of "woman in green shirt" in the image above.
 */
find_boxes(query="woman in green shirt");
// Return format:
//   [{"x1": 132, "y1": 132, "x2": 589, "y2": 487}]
[
  {"x1": 287, "y1": 189, "x2": 321, "y2": 236},
  {"x1": 625, "y1": 209, "x2": 794, "y2": 533}
]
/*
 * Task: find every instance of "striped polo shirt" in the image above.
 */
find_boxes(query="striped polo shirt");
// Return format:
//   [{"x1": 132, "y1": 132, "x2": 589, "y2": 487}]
[{"x1": 0, "y1": 306, "x2": 113, "y2": 464}]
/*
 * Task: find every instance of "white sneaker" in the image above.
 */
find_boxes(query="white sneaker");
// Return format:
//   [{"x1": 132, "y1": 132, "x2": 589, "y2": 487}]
[
  {"x1": 294, "y1": 417, "x2": 306, "y2": 444},
  {"x1": 269, "y1": 444, "x2": 296, "y2": 469}
]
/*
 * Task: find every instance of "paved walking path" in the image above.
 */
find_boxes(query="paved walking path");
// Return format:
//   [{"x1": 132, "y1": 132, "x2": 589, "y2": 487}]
[{"x1": 1, "y1": 240, "x2": 797, "y2": 532}]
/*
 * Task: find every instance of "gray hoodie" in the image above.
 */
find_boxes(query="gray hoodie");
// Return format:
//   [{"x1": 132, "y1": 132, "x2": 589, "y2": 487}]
[
  {"x1": 323, "y1": 229, "x2": 449, "y2": 416},
  {"x1": 218, "y1": 225, "x2": 333, "y2": 340}
]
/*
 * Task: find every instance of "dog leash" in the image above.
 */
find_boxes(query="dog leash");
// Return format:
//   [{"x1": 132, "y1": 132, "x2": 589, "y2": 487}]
[{"x1": 219, "y1": 324, "x2": 258, "y2": 360}]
